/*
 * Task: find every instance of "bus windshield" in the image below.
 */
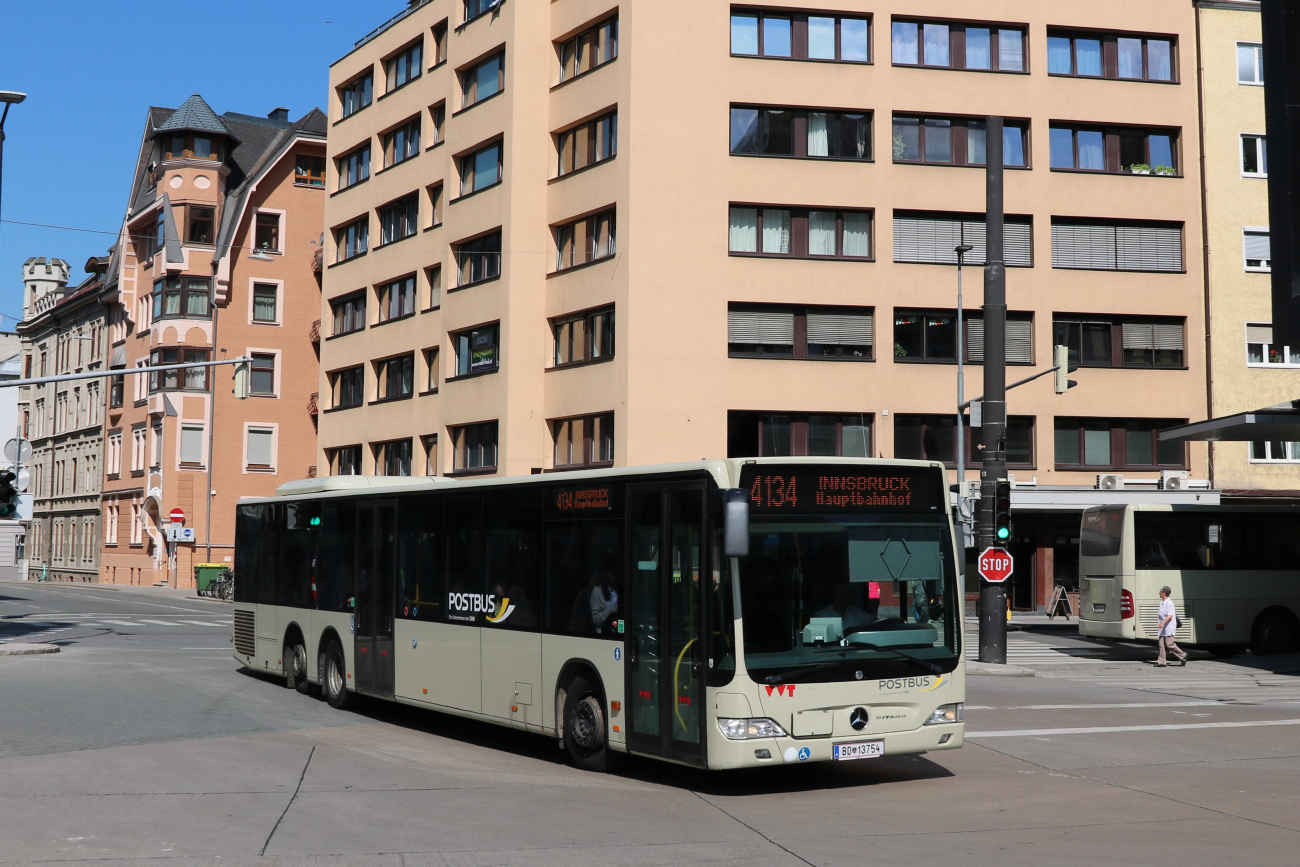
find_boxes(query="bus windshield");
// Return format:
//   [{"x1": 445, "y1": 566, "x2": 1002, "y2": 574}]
[{"x1": 738, "y1": 513, "x2": 959, "y2": 683}]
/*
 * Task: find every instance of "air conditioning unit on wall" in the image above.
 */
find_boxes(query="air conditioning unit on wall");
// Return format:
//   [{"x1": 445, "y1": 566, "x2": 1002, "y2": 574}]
[
  {"x1": 1097, "y1": 473, "x2": 1125, "y2": 491},
  {"x1": 1161, "y1": 470, "x2": 1190, "y2": 491}
]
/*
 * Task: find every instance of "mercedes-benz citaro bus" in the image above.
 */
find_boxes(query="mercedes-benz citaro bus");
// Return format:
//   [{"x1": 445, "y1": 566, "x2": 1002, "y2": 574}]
[
  {"x1": 1078, "y1": 504, "x2": 1300, "y2": 657},
  {"x1": 231, "y1": 458, "x2": 965, "y2": 772}
]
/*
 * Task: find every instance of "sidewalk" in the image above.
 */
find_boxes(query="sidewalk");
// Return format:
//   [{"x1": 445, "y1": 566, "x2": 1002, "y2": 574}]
[{"x1": 0, "y1": 580, "x2": 226, "y2": 604}]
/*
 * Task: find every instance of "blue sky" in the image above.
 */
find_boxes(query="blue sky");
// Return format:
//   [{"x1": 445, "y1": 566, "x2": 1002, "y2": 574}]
[{"x1": 0, "y1": 0, "x2": 401, "y2": 330}]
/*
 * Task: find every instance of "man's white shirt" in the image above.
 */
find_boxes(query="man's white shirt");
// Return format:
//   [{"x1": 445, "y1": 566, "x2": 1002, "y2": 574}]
[{"x1": 1158, "y1": 597, "x2": 1177, "y2": 637}]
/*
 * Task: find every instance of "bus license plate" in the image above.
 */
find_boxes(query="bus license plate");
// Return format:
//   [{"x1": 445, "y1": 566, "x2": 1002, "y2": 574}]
[{"x1": 833, "y1": 740, "x2": 884, "y2": 761}]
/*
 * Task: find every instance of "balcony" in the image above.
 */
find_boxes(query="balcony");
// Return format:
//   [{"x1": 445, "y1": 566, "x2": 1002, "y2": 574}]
[
  {"x1": 308, "y1": 392, "x2": 319, "y2": 417},
  {"x1": 309, "y1": 319, "x2": 321, "y2": 344}
]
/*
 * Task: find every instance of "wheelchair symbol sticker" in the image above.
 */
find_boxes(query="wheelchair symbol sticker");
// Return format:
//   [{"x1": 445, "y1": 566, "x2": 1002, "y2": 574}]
[{"x1": 797, "y1": 747, "x2": 811, "y2": 761}]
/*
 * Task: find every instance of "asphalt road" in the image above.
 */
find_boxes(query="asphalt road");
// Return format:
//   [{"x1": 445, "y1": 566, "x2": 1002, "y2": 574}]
[{"x1": 2, "y1": 581, "x2": 1299, "y2": 866}]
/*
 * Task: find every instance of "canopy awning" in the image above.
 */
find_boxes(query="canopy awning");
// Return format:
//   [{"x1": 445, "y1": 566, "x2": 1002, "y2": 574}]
[{"x1": 1158, "y1": 400, "x2": 1300, "y2": 442}]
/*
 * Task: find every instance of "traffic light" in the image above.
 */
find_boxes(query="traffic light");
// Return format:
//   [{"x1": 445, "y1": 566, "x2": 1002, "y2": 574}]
[
  {"x1": 994, "y1": 478, "x2": 1012, "y2": 543},
  {"x1": 1054, "y1": 344, "x2": 1079, "y2": 394},
  {"x1": 0, "y1": 471, "x2": 18, "y2": 519},
  {"x1": 233, "y1": 360, "x2": 250, "y2": 400}
]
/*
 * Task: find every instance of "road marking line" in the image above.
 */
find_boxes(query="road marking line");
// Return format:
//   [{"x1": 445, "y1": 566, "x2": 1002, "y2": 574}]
[
  {"x1": 181, "y1": 620, "x2": 227, "y2": 627},
  {"x1": 967, "y1": 718, "x2": 1300, "y2": 738},
  {"x1": 99, "y1": 620, "x2": 141, "y2": 626},
  {"x1": 966, "y1": 701, "x2": 1224, "y2": 711},
  {"x1": 140, "y1": 619, "x2": 178, "y2": 626}
]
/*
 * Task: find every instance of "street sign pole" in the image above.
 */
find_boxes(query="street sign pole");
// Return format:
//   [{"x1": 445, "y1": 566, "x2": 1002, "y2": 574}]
[{"x1": 979, "y1": 116, "x2": 1009, "y2": 665}]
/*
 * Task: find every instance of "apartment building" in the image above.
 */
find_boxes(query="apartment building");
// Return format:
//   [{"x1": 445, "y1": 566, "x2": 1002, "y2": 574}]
[
  {"x1": 17, "y1": 256, "x2": 109, "y2": 583},
  {"x1": 0, "y1": 327, "x2": 25, "y2": 580},
  {"x1": 1195, "y1": 0, "x2": 1300, "y2": 493},
  {"x1": 319, "y1": 0, "x2": 1211, "y2": 610},
  {"x1": 100, "y1": 95, "x2": 325, "y2": 586}
]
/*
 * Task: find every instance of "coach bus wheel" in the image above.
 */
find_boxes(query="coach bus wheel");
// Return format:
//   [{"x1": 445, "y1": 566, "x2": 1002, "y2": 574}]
[
  {"x1": 285, "y1": 640, "x2": 310, "y2": 694},
  {"x1": 1251, "y1": 609, "x2": 1300, "y2": 657},
  {"x1": 563, "y1": 677, "x2": 612, "y2": 772},
  {"x1": 1207, "y1": 645, "x2": 1242, "y2": 659},
  {"x1": 323, "y1": 641, "x2": 356, "y2": 710}
]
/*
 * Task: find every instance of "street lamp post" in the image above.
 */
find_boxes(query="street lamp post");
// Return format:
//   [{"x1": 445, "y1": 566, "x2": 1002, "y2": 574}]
[
  {"x1": 955, "y1": 243, "x2": 974, "y2": 541},
  {"x1": 0, "y1": 91, "x2": 29, "y2": 237}
]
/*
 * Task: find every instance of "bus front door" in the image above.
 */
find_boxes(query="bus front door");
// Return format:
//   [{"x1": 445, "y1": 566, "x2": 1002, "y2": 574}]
[
  {"x1": 355, "y1": 501, "x2": 397, "y2": 697},
  {"x1": 626, "y1": 485, "x2": 706, "y2": 767}
]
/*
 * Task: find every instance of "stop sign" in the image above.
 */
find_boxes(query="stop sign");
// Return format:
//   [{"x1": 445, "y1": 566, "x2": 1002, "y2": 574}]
[
  {"x1": 978, "y1": 546, "x2": 1013, "y2": 583},
  {"x1": 170, "y1": 508, "x2": 185, "y2": 524}
]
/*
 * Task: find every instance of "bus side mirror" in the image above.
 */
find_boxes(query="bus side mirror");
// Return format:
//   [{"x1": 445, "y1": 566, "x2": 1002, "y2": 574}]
[{"x1": 723, "y1": 488, "x2": 749, "y2": 558}]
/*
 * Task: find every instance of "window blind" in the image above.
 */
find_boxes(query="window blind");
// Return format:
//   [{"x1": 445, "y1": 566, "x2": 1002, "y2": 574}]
[
  {"x1": 806, "y1": 312, "x2": 873, "y2": 345},
  {"x1": 1116, "y1": 224, "x2": 1183, "y2": 272},
  {"x1": 966, "y1": 317, "x2": 1032, "y2": 363},
  {"x1": 1052, "y1": 223, "x2": 1117, "y2": 270},
  {"x1": 728, "y1": 309, "x2": 795, "y2": 345},
  {"x1": 1244, "y1": 230, "x2": 1271, "y2": 261},
  {"x1": 247, "y1": 429, "x2": 273, "y2": 467},
  {"x1": 180, "y1": 425, "x2": 204, "y2": 464},
  {"x1": 1247, "y1": 323, "x2": 1273, "y2": 344},
  {"x1": 1052, "y1": 220, "x2": 1183, "y2": 272},
  {"x1": 894, "y1": 213, "x2": 1032, "y2": 266},
  {"x1": 1122, "y1": 322, "x2": 1154, "y2": 349},
  {"x1": 1152, "y1": 323, "x2": 1184, "y2": 350}
]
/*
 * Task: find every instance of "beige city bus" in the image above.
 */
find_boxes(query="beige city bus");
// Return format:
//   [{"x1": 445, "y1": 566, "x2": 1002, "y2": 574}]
[
  {"x1": 1078, "y1": 504, "x2": 1300, "y2": 657},
  {"x1": 231, "y1": 458, "x2": 965, "y2": 771}
]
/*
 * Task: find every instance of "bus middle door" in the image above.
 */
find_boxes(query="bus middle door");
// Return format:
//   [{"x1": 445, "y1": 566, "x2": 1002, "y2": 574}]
[{"x1": 354, "y1": 501, "x2": 397, "y2": 697}]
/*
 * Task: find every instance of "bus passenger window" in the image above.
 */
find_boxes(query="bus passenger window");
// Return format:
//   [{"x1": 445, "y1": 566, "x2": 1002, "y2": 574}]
[
  {"x1": 545, "y1": 521, "x2": 622, "y2": 637},
  {"x1": 316, "y1": 500, "x2": 356, "y2": 612},
  {"x1": 398, "y1": 496, "x2": 441, "y2": 620},
  {"x1": 485, "y1": 490, "x2": 543, "y2": 629}
]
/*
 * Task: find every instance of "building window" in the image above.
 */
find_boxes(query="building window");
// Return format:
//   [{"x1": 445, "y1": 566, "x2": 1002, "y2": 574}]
[
  {"x1": 893, "y1": 210, "x2": 1033, "y2": 266},
  {"x1": 107, "y1": 432, "x2": 122, "y2": 476},
  {"x1": 556, "y1": 208, "x2": 616, "y2": 270},
  {"x1": 464, "y1": 0, "x2": 502, "y2": 25},
  {"x1": 423, "y1": 434, "x2": 439, "y2": 475},
  {"x1": 458, "y1": 141, "x2": 502, "y2": 195},
  {"x1": 331, "y1": 366, "x2": 365, "y2": 408},
  {"x1": 254, "y1": 213, "x2": 281, "y2": 252},
  {"x1": 455, "y1": 230, "x2": 502, "y2": 285},
  {"x1": 186, "y1": 206, "x2": 214, "y2": 244},
  {"x1": 180, "y1": 424, "x2": 205, "y2": 467},
  {"x1": 1238, "y1": 42, "x2": 1264, "y2": 85},
  {"x1": 295, "y1": 155, "x2": 326, "y2": 187},
  {"x1": 379, "y1": 194, "x2": 418, "y2": 246},
  {"x1": 892, "y1": 115, "x2": 1026, "y2": 167},
  {"x1": 553, "y1": 307, "x2": 615, "y2": 366},
  {"x1": 731, "y1": 107, "x2": 870, "y2": 160},
  {"x1": 895, "y1": 414, "x2": 1035, "y2": 468},
  {"x1": 1047, "y1": 31, "x2": 1175, "y2": 81},
  {"x1": 427, "y1": 183, "x2": 443, "y2": 228},
  {"x1": 731, "y1": 11, "x2": 868, "y2": 62},
  {"x1": 339, "y1": 72, "x2": 373, "y2": 118},
  {"x1": 892, "y1": 20, "x2": 1025, "y2": 72},
  {"x1": 377, "y1": 438, "x2": 413, "y2": 476},
  {"x1": 338, "y1": 144, "x2": 371, "y2": 190},
  {"x1": 558, "y1": 112, "x2": 617, "y2": 175},
  {"x1": 1242, "y1": 134, "x2": 1268, "y2": 177},
  {"x1": 162, "y1": 134, "x2": 224, "y2": 161},
  {"x1": 727, "y1": 411, "x2": 873, "y2": 458},
  {"x1": 729, "y1": 304, "x2": 873, "y2": 360},
  {"x1": 893, "y1": 310, "x2": 1033, "y2": 364},
  {"x1": 149, "y1": 348, "x2": 210, "y2": 391},
  {"x1": 432, "y1": 21, "x2": 448, "y2": 66},
  {"x1": 153, "y1": 213, "x2": 166, "y2": 259},
  {"x1": 454, "y1": 323, "x2": 500, "y2": 376},
  {"x1": 1051, "y1": 219, "x2": 1183, "y2": 272},
  {"x1": 1250, "y1": 441, "x2": 1300, "y2": 462},
  {"x1": 384, "y1": 117, "x2": 421, "y2": 167},
  {"x1": 331, "y1": 291, "x2": 366, "y2": 335},
  {"x1": 424, "y1": 347, "x2": 440, "y2": 392},
  {"x1": 1244, "y1": 228, "x2": 1271, "y2": 272},
  {"x1": 331, "y1": 445, "x2": 362, "y2": 475},
  {"x1": 1054, "y1": 418, "x2": 1186, "y2": 469},
  {"x1": 1054, "y1": 316, "x2": 1185, "y2": 368},
  {"x1": 729, "y1": 206, "x2": 873, "y2": 259},
  {"x1": 461, "y1": 53, "x2": 504, "y2": 109},
  {"x1": 110, "y1": 373, "x2": 124, "y2": 409},
  {"x1": 430, "y1": 103, "x2": 445, "y2": 145},
  {"x1": 131, "y1": 426, "x2": 146, "y2": 472},
  {"x1": 246, "y1": 427, "x2": 274, "y2": 471},
  {"x1": 1246, "y1": 323, "x2": 1299, "y2": 367},
  {"x1": 559, "y1": 16, "x2": 619, "y2": 81},
  {"x1": 554, "y1": 413, "x2": 614, "y2": 469},
  {"x1": 250, "y1": 353, "x2": 275, "y2": 396},
  {"x1": 1049, "y1": 124, "x2": 1178, "y2": 175},
  {"x1": 452, "y1": 421, "x2": 498, "y2": 472},
  {"x1": 377, "y1": 354, "x2": 415, "y2": 400},
  {"x1": 426, "y1": 264, "x2": 442, "y2": 309},
  {"x1": 335, "y1": 216, "x2": 369, "y2": 261},
  {"x1": 252, "y1": 283, "x2": 278, "y2": 323},
  {"x1": 378, "y1": 275, "x2": 417, "y2": 322},
  {"x1": 152, "y1": 277, "x2": 211, "y2": 319},
  {"x1": 386, "y1": 41, "x2": 423, "y2": 92}
]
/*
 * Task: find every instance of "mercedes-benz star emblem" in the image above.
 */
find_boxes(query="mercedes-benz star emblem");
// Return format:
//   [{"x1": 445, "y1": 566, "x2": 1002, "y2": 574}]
[{"x1": 849, "y1": 707, "x2": 869, "y2": 731}]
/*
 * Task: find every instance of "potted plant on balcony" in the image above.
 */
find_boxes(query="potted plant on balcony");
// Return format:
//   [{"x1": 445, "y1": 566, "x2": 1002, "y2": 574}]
[
  {"x1": 1153, "y1": 164, "x2": 1176, "y2": 176},
  {"x1": 1129, "y1": 163, "x2": 1151, "y2": 175}
]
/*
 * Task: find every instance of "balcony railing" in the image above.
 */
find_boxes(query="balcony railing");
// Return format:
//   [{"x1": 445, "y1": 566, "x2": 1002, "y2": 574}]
[
  {"x1": 309, "y1": 319, "x2": 321, "y2": 344},
  {"x1": 308, "y1": 392, "x2": 319, "y2": 417}
]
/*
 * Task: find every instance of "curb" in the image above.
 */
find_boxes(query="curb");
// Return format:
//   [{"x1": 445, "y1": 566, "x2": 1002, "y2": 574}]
[
  {"x1": 0, "y1": 643, "x2": 60, "y2": 656},
  {"x1": 967, "y1": 661, "x2": 1034, "y2": 677}
]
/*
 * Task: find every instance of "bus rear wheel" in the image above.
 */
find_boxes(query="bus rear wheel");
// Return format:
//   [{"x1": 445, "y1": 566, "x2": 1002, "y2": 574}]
[
  {"x1": 1251, "y1": 609, "x2": 1300, "y2": 657},
  {"x1": 323, "y1": 641, "x2": 356, "y2": 710},
  {"x1": 563, "y1": 677, "x2": 613, "y2": 772},
  {"x1": 285, "y1": 640, "x2": 311, "y2": 694}
]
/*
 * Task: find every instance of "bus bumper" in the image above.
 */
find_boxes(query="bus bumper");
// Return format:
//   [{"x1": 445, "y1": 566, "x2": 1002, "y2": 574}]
[
  {"x1": 1079, "y1": 618, "x2": 1134, "y2": 640},
  {"x1": 706, "y1": 723, "x2": 964, "y2": 770}
]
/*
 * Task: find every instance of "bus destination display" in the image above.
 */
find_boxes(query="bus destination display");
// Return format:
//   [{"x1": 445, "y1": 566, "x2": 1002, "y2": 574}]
[{"x1": 741, "y1": 466, "x2": 944, "y2": 513}]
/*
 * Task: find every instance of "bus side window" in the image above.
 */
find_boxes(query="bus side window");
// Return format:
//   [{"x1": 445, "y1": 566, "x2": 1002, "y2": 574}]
[
  {"x1": 485, "y1": 489, "x2": 543, "y2": 629},
  {"x1": 398, "y1": 495, "x2": 442, "y2": 621},
  {"x1": 278, "y1": 502, "x2": 315, "y2": 609},
  {"x1": 233, "y1": 504, "x2": 266, "y2": 604},
  {"x1": 444, "y1": 494, "x2": 483, "y2": 622},
  {"x1": 316, "y1": 500, "x2": 356, "y2": 612},
  {"x1": 545, "y1": 521, "x2": 622, "y2": 638}
]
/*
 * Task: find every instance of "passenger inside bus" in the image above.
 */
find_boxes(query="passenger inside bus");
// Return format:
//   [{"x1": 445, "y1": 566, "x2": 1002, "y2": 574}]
[{"x1": 815, "y1": 581, "x2": 873, "y2": 629}]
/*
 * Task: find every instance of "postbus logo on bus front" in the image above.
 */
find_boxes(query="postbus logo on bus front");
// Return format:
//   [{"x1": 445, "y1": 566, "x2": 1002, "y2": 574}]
[{"x1": 447, "y1": 592, "x2": 516, "y2": 623}]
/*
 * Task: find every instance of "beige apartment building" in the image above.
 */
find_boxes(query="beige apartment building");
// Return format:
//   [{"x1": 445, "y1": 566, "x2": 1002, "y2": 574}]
[
  {"x1": 319, "y1": 0, "x2": 1212, "y2": 609},
  {"x1": 99, "y1": 96, "x2": 326, "y2": 586},
  {"x1": 1195, "y1": 0, "x2": 1300, "y2": 493}
]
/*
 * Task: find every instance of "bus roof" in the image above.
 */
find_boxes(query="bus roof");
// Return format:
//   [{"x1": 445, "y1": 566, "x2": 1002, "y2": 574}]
[{"x1": 1086, "y1": 502, "x2": 1300, "y2": 513}]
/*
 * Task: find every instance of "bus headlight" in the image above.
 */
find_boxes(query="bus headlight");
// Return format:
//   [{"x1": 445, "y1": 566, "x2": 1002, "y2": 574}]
[
  {"x1": 718, "y1": 718, "x2": 788, "y2": 740},
  {"x1": 924, "y1": 703, "x2": 964, "y2": 725}
]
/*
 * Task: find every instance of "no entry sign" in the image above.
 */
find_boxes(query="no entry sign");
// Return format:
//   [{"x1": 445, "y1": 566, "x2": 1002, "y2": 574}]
[
  {"x1": 170, "y1": 508, "x2": 186, "y2": 524},
  {"x1": 978, "y1": 546, "x2": 1013, "y2": 583}
]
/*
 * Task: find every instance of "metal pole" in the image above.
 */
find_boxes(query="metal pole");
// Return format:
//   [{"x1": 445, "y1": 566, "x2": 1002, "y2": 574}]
[
  {"x1": 0, "y1": 104, "x2": 8, "y2": 237},
  {"x1": 978, "y1": 116, "x2": 1008, "y2": 665},
  {"x1": 205, "y1": 263, "x2": 218, "y2": 565},
  {"x1": 956, "y1": 253, "x2": 964, "y2": 498}
]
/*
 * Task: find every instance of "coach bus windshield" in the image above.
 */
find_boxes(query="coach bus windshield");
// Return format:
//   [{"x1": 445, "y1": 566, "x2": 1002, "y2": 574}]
[{"x1": 738, "y1": 512, "x2": 960, "y2": 683}]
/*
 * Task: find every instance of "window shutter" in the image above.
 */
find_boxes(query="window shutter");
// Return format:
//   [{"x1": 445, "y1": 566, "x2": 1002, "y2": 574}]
[
  {"x1": 180, "y1": 426, "x2": 204, "y2": 464},
  {"x1": 1122, "y1": 322, "x2": 1155, "y2": 349},
  {"x1": 247, "y1": 429, "x2": 273, "y2": 466},
  {"x1": 960, "y1": 220, "x2": 987, "y2": 265},
  {"x1": 728, "y1": 309, "x2": 794, "y2": 345},
  {"x1": 1116, "y1": 224, "x2": 1183, "y2": 272},
  {"x1": 1244, "y1": 230, "x2": 1271, "y2": 261},
  {"x1": 1152, "y1": 322, "x2": 1184, "y2": 351},
  {"x1": 805, "y1": 312, "x2": 873, "y2": 346},
  {"x1": 1052, "y1": 222, "x2": 1116, "y2": 270},
  {"x1": 1247, "y1": 323, "x2": 1273, "y2": 344},
  {"x1": 1004, "y1": 221, "x2": 1034, "y2": 267},
  {"x1": 966, "y1": 317, "x2": 985, "y2": 362},
  {"x1": 1006, "y1": 318, "x2": 1033, "y2": 363},
  {"x1": 894, "y1": 215, "x2": 962, "y2": 264}
]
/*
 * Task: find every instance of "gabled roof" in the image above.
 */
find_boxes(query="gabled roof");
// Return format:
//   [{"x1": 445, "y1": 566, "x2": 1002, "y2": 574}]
[{"x1": 155, "y1": 94, "x2": 238, "y2": 141}]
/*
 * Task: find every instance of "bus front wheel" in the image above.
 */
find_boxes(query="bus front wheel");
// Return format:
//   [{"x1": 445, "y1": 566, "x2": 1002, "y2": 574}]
[
  {"x1": 1251, "y1": 609, "x2": 1300, "y2": 657},
  {"x1": 323, "y1": 641, "x2": 356, "y2": 710},
  {"x1": 563, "y1": 677, "x2": 613, "y2": 772}
]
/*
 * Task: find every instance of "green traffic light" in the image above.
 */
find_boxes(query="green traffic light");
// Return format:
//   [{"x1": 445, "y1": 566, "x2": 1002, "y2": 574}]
[
  {"x1": 310, "y1": 516, "x2": 321, "y2": 527},
  {"x1": 996, "y1": 527, "x2": 1010, "y2": 540}
]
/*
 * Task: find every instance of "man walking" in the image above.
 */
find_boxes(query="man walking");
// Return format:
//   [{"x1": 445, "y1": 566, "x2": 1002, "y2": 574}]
[{"x1": 1156, "y1": 586, "x2": 1187, "y2": 667}]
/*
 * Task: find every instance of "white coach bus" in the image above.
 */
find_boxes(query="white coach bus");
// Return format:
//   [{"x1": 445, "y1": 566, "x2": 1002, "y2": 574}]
[
  {"x1": 1078, "y1": 504, "x2": 1300, "y2": 657},
  {"x1": 231, "y1": 458, "x2": 965, "y2": 771}
]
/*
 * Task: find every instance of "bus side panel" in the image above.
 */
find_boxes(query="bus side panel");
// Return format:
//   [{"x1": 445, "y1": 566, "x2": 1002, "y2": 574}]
[
  {"x1": 394, "y1": 618, "x2": 438, "y2": 702},
  {"x1": 255, "y1": 604, "x2": 281, "y2": 670},
  {"x1": 427, "y1": 622, "x2": 481, "y2": 712},
  {"x1": 481, "y1": 629, "x2": 541, "y2": 727},
  {"x1": 541, "y1": 634, "x2": 626, "y2": 745}
]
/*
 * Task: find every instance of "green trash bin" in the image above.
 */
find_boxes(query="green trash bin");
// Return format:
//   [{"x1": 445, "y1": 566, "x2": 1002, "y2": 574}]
[{"x1": 195, "y1": 563, "x2": 226, "y2": 595}]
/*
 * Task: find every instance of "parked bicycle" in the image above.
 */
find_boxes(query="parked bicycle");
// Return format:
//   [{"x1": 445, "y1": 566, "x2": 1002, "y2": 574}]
[{"x1": 211, "y1": 569, "x2": 234, "y2": 602}]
